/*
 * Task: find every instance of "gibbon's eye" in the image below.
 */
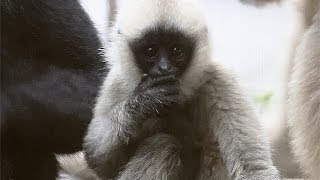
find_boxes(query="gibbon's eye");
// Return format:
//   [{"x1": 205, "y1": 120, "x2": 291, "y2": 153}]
[
  {"x1": 171, "y1": 46, "x2": 184, "y2": 59},
  {"x1": 145, "y1": 46, "x2": 158, "y2": 58}
]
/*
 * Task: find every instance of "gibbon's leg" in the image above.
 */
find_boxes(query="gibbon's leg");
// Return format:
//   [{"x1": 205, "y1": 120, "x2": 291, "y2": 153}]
[{"x1": 117, "y1": 133, "x2": 182, "y2": 180}]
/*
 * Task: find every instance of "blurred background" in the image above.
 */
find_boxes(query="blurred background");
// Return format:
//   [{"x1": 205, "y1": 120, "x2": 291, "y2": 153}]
[{"x1": 80, "y1": 0, "x2": 299, "y2": 177}]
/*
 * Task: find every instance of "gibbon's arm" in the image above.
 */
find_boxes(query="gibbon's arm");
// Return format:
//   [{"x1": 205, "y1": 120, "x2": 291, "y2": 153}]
[
  {"x1": 83, "y1": 71, "x2": 138, "y2": 178},
  {"x1": 201, "y1": 65, "x2": 280, "y2": 179},
  {"x1": 288, "y1": 12, "x2": 320, "y2": 179}
]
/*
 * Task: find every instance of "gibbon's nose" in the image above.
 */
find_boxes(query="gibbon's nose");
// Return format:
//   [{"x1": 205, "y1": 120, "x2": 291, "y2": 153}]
[{"x1": 157, "y1": 57, "x2": 174, "y2": 76}]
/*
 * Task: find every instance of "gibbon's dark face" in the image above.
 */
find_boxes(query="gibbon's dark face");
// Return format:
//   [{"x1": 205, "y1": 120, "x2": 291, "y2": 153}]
[{"x1": 130, "y1": 27, "x2": 196, "y2": 78}]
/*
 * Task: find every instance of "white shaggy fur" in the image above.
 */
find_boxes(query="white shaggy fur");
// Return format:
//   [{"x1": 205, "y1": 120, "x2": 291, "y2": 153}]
[
  {"x1": 58, "y1": 0, "x2": 280, "y2": 179},
  {"x1": 56, "y1": 152, "x2": 100, "y2": 180},
  {"x1": 288, "y1": 6, "x2": 320, "y2": 180}
]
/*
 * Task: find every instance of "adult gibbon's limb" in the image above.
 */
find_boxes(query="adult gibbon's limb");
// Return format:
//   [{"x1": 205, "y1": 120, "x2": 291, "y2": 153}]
[{"x1": 288, "y1": 11, "x2": 320, "y2": 179}]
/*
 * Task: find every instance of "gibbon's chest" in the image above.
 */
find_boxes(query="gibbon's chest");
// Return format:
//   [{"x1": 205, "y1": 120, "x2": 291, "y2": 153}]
[
  {"x1": 162, "y1": 96, "x2": 207, "y2": 143},
  {"x1": 161, "y1": 96, "x2": 225, "y2": 179},
  {"x1": 162, "y1": 99, "x2": 204, "y2": 179}
]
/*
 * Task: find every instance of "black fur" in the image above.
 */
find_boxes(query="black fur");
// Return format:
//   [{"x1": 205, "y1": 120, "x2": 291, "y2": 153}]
[{"x1": 1, "y1": 0, "x2": 107, "y2": 179}]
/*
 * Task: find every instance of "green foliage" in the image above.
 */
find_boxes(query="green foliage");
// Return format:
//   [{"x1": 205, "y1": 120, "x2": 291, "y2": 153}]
[{"x1": 254, "y1": 91, "x2": 273, "y2": 107}]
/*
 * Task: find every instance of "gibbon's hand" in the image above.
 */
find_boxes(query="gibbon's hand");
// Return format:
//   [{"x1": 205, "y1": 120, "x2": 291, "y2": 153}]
[{"x1": 129, "y1": 74, "x2": 180, "y2": 119}]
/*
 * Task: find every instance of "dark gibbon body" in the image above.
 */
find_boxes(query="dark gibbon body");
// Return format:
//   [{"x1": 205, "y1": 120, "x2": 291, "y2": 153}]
[
  {"x1": 241, "y1": 0, "x2": 320, "y2": 179},
  {"x1": 58, "y1": 0, "x2": 280, "y2": 179},
  {"x1": 1, "y1": 0, "x2": 106, "y2": 179}
]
